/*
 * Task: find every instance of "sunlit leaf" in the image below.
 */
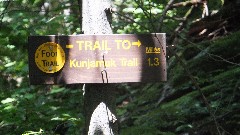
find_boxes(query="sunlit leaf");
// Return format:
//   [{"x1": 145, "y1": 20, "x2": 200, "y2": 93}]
[{"x1": 1, "y1": 98, "x2": 16, "y2": 104}]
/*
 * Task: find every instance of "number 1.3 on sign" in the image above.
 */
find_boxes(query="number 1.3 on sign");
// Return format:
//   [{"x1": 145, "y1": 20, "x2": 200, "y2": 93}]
[{"x1": 147, "y1": 57, "x2": 160, "y2": 67}]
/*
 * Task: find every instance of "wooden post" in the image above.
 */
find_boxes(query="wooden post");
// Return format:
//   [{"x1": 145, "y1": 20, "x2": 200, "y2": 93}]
[{"x1": 81, "y1": 0, "x2": 118, "y2": 134}]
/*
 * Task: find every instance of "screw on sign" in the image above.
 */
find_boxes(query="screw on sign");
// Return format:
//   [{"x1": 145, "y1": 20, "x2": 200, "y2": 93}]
[{"x1": 34, "y1": 42, "x2": 65, "y2": 73}]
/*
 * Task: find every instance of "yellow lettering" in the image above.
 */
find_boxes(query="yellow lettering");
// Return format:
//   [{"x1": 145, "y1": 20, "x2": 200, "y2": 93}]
[
  {"x1": 120, "y1": 58, "x2": 138, "y2": 67},
  {"x1": 115, "y1": 40, "x2": 132, "y2": 50},
  {"x1": 89, "y1": 61, "x2": 96, "y2": 68},
  {"x1": 82, "y1": 60, "x2": 87, "y2": 67},
  {"x1": 96, "y1": 61, "x2": 104, "y2": 67},
  {"x1": 146, "y1": 47, "x2": 153, "y2": 53},
  {"x1": 115, "y1": 40, "x2": 122, "y2": 49},
  {"x1": 76, "y1": 41, "x2": 84, "y2": 50},
  {"x1": 93, "y1": 41, "x2": 100, "y2": 50},
  {"x1": 146, "y1": 47, "x2": 161, "y2": 54},
  {"x1": 69, "y1": 59, "x2": 117, "y2": 69},
  {"x1": 148, "y1": 57, "x2": 160, "y2": 67},
  {"x1": 104, "y1": 40, "x2": 111, "y2": 51},
  {"x1": 122, "y1": 40, "x2": 131, "y2": 50},
  {"x1": 85, "y1": 41, "x2": 92, "y2": 50},
  {"x1": 154, "y1": 47, "x2": 160, "y2": 52},
  {"x1": 77, "y1": 40, "x2": 111, "y2": 51},
  {"x1": 70, "y1": 59, "x2": 76, "y2": 67}
]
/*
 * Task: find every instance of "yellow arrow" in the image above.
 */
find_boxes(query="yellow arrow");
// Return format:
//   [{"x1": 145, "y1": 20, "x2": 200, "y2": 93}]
[
  {"x1": 132, "y1": 40, "x2": 141, "y2": 47},
  {"x1": 66, "y1": 44, "x2": 74, "y2": 48}
]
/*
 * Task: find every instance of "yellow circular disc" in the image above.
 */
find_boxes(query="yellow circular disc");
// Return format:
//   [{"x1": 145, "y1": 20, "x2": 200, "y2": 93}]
[{"x1": 35, "y1": 42, "x2": 65, "y2": 73}]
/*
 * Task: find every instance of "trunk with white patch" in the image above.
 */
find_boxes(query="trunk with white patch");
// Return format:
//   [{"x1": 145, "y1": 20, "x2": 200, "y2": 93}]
[{"x1": 81, "y1": 0, "x2": 118, "y2": 134}]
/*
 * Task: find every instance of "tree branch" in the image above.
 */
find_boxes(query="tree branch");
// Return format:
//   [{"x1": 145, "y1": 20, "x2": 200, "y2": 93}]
[
  {"x1": 157, "y1": 0, "x2": 175, "y2": 32},
  {"x1": 0, "y1": 1, "x2": 11, "y2": 28},
  {"x1": 134, "y1": 0, "x2": 156, "y2": 32},
  {"x1": 156, "y1": 4, "x2": 222, "y2": 135},
  {"x1": 113, "y1": 11, "x2": 149, "y2": 31},
  {"x1": 168, "y1": 5, "x2": 195, "y2": 45},
  {"x1": 171, "y1": 0, "x2": 206, "y2": 8}
]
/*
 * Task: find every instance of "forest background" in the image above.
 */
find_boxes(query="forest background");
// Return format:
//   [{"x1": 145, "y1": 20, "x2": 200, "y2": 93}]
[{"x1": 0, "y1": 0, "x2": 240, "y2": 134}]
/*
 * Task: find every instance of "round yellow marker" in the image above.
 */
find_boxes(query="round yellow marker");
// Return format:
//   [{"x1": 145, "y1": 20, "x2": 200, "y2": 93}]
[{"x1": 35, "y1": 42, "x2": 65, "y2": 73}]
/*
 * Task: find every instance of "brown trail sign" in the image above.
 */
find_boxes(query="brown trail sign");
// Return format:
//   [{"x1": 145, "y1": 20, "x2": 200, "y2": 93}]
[{"x1": 28, "y1": 34, "x2": 167, "y2": 84}]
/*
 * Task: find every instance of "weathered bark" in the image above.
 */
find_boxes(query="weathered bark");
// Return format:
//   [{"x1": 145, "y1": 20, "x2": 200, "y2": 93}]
[
  {"x1": 81, "y1": 0, "x2": 118, "y2": 134},
  {"x1": 82, "y1": 0, "x2": 112, "y2": 34},
  {"x1": 84, "y1": 85, "x2": 117, "y2": 135}
]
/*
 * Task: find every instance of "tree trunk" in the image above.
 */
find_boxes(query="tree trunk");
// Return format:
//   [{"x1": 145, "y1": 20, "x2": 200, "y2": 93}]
[{"x1": 81, "y1": 0, "x2": 118, "y2": 134}]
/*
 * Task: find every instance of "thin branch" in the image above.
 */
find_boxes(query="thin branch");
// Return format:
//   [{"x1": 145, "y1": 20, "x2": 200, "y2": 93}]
[
  {"x1": 208, "y1": 53, "x2": 240, "y2": 66},
  {"x1": 196, "y1": 108, "x2": 240, "y2": 134},
  {"x1": 227, "y1": 80, "x2": 240, "y2": 110},
  {"x1": 0, "y1": 0, "x2": 11, "y2": 28},
  {"x1": 173, "y1": 30, "x2": 240, "y2": 67},
  {"x1": 134, "y1": 0, "x2": 156, "y2": 32},
  {"x1": 165, "y1": 16, "x2": 186, "y2": 21},
  {"x1": 157, "y1": 0, "x2": 175, "y2": 32},
  {"x1": 165, "y1": 22, "x2": 239, "y2": 135},
  {"x1": 168, "y1": 5, "x2": 195, "y2": 45},
  {"x1": 113, "y1": 11, "x2": 149, "y2": 31},
  {"x1": 113, "y1": 2, "x2": 235, "y2": 134},
  {"x1": 166, "y1": 42, "x2": 222, "y2": 135},
  {"x1": 156, "y1": 4, "x2": 222, "y2": 134},
  {"x1": 171, "y1": 0, "x2": 205, "y2": 8}
]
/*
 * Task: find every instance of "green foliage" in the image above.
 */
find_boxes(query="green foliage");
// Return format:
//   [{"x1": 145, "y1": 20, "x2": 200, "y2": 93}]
[
  {"x1": 120, "y1": 126, "x2": 162, "y2": 135},
  {"x1": 22, "y1": 129, "x2": 44, "y2": 135},
  {"x1": 117, "y1": 31, "x2": 240, "y2": 134},
  {"x1": 0, "y1": 0, "x2": 83, "y2": 134},
  {"x1": 113, "y1": 0, "x2": 166, "y2": 33},
  {"x1": 0, "y1": 86, "x2": 84, "y2": 134}
]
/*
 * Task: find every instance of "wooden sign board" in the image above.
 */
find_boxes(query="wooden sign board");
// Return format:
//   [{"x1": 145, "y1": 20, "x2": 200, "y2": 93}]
[{"x1": 28, "y1": 34, "x2": 166, "y2": 84}]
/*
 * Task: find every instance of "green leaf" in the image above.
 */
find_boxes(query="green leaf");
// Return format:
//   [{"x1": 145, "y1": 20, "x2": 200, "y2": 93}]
[{"x1": 1, "y1": 98, "x2": 16, "y2": 104}]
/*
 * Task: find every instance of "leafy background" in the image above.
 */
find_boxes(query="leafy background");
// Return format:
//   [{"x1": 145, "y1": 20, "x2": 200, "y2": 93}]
[{"x1": 0, "y1": 0, "x2": 240, "y2": 134}]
